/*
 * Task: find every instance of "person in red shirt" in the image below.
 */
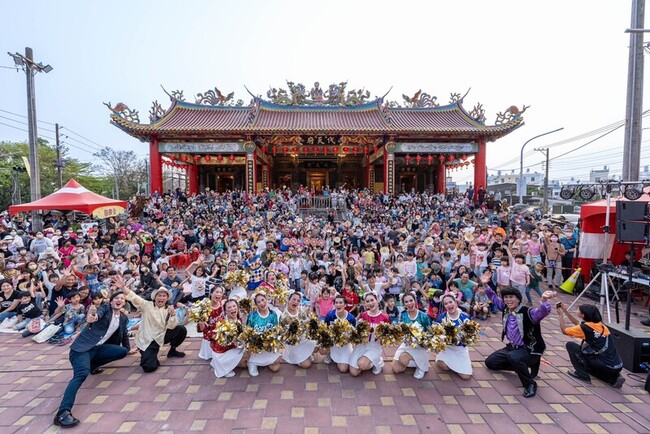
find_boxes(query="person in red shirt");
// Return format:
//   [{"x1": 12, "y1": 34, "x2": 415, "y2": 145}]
[
  {"x1": 342, "y1": 282, "x2": 359, "y2": 315},
  {"x1": 349, "y1": 292, "x2": 389, "y2": 377}
]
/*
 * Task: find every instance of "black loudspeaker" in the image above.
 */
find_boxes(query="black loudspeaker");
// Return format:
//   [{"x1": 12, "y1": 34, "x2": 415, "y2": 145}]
[
  {"x1": 617, "y1": 201, "x2": 648, "y2": 221},
  {"x1": 608, "y1": 323, "x2": 650, "y2": 373},
  {"x1": 616, "y1": 221, "x2": 648, "y2": 242}
]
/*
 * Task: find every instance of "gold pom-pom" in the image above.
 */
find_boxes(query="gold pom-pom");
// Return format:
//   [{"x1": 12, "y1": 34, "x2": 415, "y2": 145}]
[
  {"x1": 316, "y1": 321, "x2": 334, "y2": 349},
  {"x1": 305, "y1": 315, "x2": 321, "y2": 341},
  {"x1": 330, "y1": 318, "x2": 354, "y2": 347},
  {"x1": 375, "y1": 322, "x2": 404, "y2": 347},
  {"x1": 188, "y1": 298, "x2": 212, "y2": 323},
  {"x1": 402, "y1": 322, "x2": 425, "y2": 348},
  {"x1": 349, "y1": 320, "x2": 372, "y2": 346},
  {"x1": 442, "y1": 317, "x2": 459, "y2": 346},
  {"x1": 261, "y1": 325, "x2": 284, "y2": 353},
  {"x1": 280, "y1": 318, "x2": 305, "y2": 346},
  {"x1": 459, "y1": 320, "x2": 481, "y2": 346},
  {"x1": 418, "y1": 324, "x2": 447, "y2": 353},
  {"x1": 213, "y1": 320, "x2": 243, "y2": 346},
  {"x1": 239, "y1": 325, "x2": 264, "y2": 354},
  {"x1": 238, "y1": 298, "x2": 253, "y2": 315}
]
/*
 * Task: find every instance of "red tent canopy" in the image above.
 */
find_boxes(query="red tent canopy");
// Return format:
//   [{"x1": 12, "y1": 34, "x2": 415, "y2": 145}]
[
  {"x1": 9, "y1": 179, "x2": 128, "y2": 218},
  {"x1": 577, "y1": 192, "x2": 650, "y2": 280}
]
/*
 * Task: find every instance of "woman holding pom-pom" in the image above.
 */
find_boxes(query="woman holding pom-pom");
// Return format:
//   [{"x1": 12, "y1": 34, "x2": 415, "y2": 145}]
[
  {"x1": 198, "y1": 286, "x2": 226, "y2": 360},
  {"x1": 280, "y1": 292, "x2": 317, "y2": 369},
  {"x1": 209, "y1": 299, "x2": 246, "y2": 378},
  {"x1": 435, "y1": 294, "x2": 473, "y2": 380},
  {"x1": 349, "y1": 292, "x2": 390, "y2": 377},
  {"x1": 392, "y1": 292, "x2": 432, "y2": 379},
  {"x1": 324, "y1": 295, "x2": 356, "y2": 373},
  {"x1": 246, "y1": 293, "x2": 282, "y2": 377}
]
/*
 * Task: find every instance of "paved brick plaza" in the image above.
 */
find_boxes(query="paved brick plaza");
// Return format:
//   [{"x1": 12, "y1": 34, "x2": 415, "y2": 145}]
[{"x1": 0, "y1": 292, "x2": 649, "y2": 433}]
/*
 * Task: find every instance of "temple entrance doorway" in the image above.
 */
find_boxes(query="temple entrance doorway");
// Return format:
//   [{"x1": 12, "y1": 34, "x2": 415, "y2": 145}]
[{"x1": 308, "y1": 171, "x2": 327, "y2": 193}]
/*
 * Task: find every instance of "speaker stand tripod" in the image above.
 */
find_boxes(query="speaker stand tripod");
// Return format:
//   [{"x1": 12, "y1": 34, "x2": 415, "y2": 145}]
[{"x1": 568, "y1": 263, "x2": 619, "y2": 322}]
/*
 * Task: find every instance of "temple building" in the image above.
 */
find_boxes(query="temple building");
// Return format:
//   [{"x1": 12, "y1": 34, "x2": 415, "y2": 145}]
[{"x1": 107, "y1": 81, "x2": 525, "y2": 196}]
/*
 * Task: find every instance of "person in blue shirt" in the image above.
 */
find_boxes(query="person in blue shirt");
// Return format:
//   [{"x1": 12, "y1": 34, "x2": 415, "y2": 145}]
[
  {"x1": 324, "y1": 295, "x2": 356, "y2": 373},
  {"x1": 435, "y1": 294, "x2": 473, "y2": 380}
]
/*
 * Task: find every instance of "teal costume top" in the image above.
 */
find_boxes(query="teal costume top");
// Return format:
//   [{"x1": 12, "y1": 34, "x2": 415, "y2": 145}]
[
  {"x1": 247, "y1": 310, "x2": 279, "y2": 332},
  {"x1": 399, "y1": 310, "x2": 432, "y2": 330}
]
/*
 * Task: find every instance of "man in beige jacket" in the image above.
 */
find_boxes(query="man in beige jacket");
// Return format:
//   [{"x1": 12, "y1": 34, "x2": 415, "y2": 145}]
[{"x1": 116, "y1": 277, "x2": 187, "y2": 372}]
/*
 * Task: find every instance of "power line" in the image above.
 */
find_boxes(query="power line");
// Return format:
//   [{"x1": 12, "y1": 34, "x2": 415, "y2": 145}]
[
  {"x1": 0, "y1": 107, "x2": 56, "y2": 126},
  {"x1": 60, "y1": 126, "x2": 106, "y2": 151},
  {"x1": 0, "y1": 114, "x2": 57, "y2": 133}
]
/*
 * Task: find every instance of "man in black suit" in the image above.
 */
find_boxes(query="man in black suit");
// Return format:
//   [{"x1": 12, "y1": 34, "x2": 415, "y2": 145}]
[{"x1": 54, "y1": 292, "x2": 131, "y2": 428}]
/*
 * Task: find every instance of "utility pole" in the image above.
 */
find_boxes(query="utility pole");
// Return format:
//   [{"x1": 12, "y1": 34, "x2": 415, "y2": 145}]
[
  {"x1": 623, "y1": 0, "x2": 646, "y2": 181},
  {"x1": 535, "y1": 147, "x2": 550, "y2": 214},
  {"x1": 55, "y1": 123, "x2": 63, "y2": 189},
  {"x1": 7, "y1": 47, "x2": 53, "y2": 231}
]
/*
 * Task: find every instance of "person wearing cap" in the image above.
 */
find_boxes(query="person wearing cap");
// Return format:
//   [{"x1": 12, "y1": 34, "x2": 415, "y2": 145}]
[
  {"x1": 116, "y1": 276, "x2": 187, "y2": 373},
  {"x1": 54, "y1": 291, "x2": 131, "y2": 428},
  {"x1": 483, "y1": 284, "x2": 557, "y2": 398}
]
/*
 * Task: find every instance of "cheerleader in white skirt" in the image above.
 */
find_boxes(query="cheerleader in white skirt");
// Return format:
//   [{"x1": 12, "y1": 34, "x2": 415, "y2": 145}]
[
  {"x1": 280, "y1": 292, "x2": 316, "y2": 369},
  {"x1": 392, "y1": 292, "x2": 432, "y2": 380},
  {"x1": 198, "y1": 287, "x2": 225, "y2": 360},
  {"x1": 435, "y1": 294, "x2": 473, "y2": 380},
  {"x1": 246, "y1": 293, "x2": 282, "y2": 377},
  {"x1": 209, "y1": 299, "x2": 246, "y2": 378},
  {"x1": 323, "y1": 295, "x2": 356, "y2": 373},
  {"x1": 349, "y1": 292, "x2": 390, "y2": 377}
]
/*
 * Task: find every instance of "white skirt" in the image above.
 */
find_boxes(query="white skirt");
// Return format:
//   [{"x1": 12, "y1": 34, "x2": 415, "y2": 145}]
[
  {"x1": 330, "y1": 343, "x2": 353, "y2": 365},
  {"x1": 283, "y1": 339, "x2": 317, "y2": 365},
  {"x1": 435, "y1": 345, "x2": 472, "y2": 375},
  {"x1": 349, "y1": 342, "x2": 384, "y2": 370},
  {"x1": 393, "y1": 343, "x2": 430, "y2": 372},
  {"x1": 248, "y1": 350, "x2": 282, "y2": 367},
  {"x1": 210, "y1": 348, "x2": 245, "y2": 378},
  {"x1": 198, "y1": 339, "x2": 212, "y2": 360}
]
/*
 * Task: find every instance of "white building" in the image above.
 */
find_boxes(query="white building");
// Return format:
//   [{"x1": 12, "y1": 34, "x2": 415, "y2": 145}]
[
  {"x1": 488, "y1": 169, "x2": 544, "y2": 186},
  {"x1": 589, "y1": 166, "x2": 609, "y2": 183}
]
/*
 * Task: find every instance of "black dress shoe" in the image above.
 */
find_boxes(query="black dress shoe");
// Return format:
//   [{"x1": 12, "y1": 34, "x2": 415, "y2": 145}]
[
  {"x1": 53, "y1": 409, "x2": 80, "y2": 428},
  {"x1": 567, "y1": 370, "x2": 591, "y2": 383},
  {"x1": 90, "y1": 367, "x2": 104, "y2": 375},
  {"x1": 167, "y1": 348, "x2": 185, "y2": 358},
  {"x1": 523, "y1": 382, "x2": 538, "y2": 398}
]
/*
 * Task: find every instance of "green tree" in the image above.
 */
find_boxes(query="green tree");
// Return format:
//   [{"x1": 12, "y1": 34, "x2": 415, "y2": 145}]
[
  {"x1": 0, "y1": 139, "x2": 113, "y2": 210},
  {"x1": 92, "y1": 147, "x2": 148, "y2": 200}
]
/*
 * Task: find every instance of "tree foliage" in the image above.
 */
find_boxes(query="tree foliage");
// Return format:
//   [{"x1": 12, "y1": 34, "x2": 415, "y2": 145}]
[
  {"x1": 0, "y1": 139, "x2": 113, "y2": 210},
  {"x1": 92, "y1": 146, "x2": 148, "y2": 199}
]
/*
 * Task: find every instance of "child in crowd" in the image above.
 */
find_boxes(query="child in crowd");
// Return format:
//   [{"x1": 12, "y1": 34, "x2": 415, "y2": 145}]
[
  {"x1": 316, "y1": 287, "x2": 335, "y2": 320},
  {"x1": 471, "y1": 283, "x2": 491, "y2": 320},
  {"x1": 13, "y1": 291, "x2": 43, "y2": 334},
  {"x1": 384, "y1": 294, "x2": 400, "y2": 324},
  {"x1": 49, "y1": 291, "x2": 86, "y2": 340},
  {"x1": 526, "y1": 262, "x2": 545, "y2": 306}
]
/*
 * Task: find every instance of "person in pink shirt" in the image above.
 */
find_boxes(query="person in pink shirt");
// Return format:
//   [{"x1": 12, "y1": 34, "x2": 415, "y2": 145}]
[{"x1": 509, "y1": 250, "x2": 531, "y2": 300}]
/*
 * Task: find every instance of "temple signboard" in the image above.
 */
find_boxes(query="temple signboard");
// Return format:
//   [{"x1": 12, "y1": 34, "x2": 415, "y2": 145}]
[
  {"x1": 159, "y1": 142, "x2": 245, "y2": 153},
  {"x1": 396, "y1": 143, "x2": 478, "y2": 153}
]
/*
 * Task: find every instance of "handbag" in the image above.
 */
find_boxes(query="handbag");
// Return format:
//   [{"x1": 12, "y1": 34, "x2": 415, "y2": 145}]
[{"x1": 32, "y1": 324, "x2": 62, "y2": 343}]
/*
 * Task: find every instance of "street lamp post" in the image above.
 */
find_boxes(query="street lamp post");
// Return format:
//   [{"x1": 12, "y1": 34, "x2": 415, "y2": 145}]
[
  {"x1": 518, "y1": 127, "x2": 563, "y2": 204},
  {"x1": 7, "y1": 47, "x2": 53, "y2": 231}
]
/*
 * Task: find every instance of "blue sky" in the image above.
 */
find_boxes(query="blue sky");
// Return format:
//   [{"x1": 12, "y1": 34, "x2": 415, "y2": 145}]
[{"x1": 0, "y1": 1, "x2": 645, "y2": 184}]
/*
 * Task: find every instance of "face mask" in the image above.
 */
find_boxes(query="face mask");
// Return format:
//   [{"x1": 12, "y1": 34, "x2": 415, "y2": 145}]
[
  {"x1": 319, "y1": 281, "x2": 326, "y2": 287},
  {"x1": 28, "y1": 265, "x2": 37, "y2": 271},
  {"x1": 6, "y1": 264, "x2": 15, "y2": 269}
]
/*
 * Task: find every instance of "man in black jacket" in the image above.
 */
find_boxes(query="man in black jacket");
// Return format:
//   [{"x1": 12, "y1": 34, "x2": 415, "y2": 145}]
[{"x1": 54, "y1": 291, "x2": 131, "y2": 428}]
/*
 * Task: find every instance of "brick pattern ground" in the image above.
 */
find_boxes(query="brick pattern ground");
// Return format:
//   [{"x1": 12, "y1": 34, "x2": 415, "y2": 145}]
[{"x1": 0, "y1": 291, "x2": 649, "y2": 433}]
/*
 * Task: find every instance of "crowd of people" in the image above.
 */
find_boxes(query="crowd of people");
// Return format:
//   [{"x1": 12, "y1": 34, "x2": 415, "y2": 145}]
[{"x1": 0, "y1": 186, "x2": 631, "y2": 428}]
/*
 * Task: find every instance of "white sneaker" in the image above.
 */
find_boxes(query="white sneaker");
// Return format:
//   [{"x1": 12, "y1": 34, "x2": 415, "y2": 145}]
[
  {"x1": 247, "y1": 363, "x2": 259, "y2": 377},
  {"x1": 224, "y1": 370, "x2": 236, "y2": 378},
  {"x1": 323, "y1": 355, "x2": 333, "y2": 364},
  {"x1": 413, "y1": 368, "x2": 425, "y2": 380},
  {"x1": 372, "y1": 363, "x2": 383, "y2": 375}
]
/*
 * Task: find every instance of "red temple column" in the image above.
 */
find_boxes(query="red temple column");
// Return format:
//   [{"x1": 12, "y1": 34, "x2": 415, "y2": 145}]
[
  {"x1": 436, "y1": 164, "x2": 446, "y2": 194},
  {"x1": 188, "y1": 163, "x2": 199, "y2": 195},
  {"x1": 149, "y1": 139, "x2": 163, "y2": 195},
  {"x1": 473, "y1": 139, "x2": 487, "y2": 191}
]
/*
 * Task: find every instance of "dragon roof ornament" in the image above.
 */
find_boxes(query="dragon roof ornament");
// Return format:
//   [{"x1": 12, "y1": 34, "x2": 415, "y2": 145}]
[{"x1": 266, "y1": 81, "x2": 372, "y2": 106}]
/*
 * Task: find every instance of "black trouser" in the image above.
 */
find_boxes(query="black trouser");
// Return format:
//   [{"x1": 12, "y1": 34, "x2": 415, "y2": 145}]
[
  {"x1": 485, "y1": 345, "x2": 540, "y2": 388},
  {"x1": 139, "y1": 325, "x2": 187, "y2": 373},
  {"x1": 562, "y1": 255, "x2": 574, "y2": 280},
  {"x1": 566, "y1": 341, "x2": 622, "y2": 384}
]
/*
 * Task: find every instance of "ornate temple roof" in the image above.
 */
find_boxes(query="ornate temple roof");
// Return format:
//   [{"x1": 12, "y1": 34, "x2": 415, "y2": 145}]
[{"x1": 107, "y1": 82, "x2": 526, "y2": 141}]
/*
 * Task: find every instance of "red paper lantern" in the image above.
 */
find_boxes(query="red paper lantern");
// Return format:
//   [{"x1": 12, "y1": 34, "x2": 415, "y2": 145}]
[
  {"x1": 302, "y1": 147, "x2": 309, "y2": 153},
  {"x1": 471, "y1": 159, "x2": 476, "y2": 165},
  {"x1": 405, "y1": 155, "x2": 411, "y2": 165},
  {"x1": 204, "y1": 155, "x2": 211, "y2": 162},
  {"x1": 169, "y1": 155, "x2": 176, "y2": 161},
  {"x1": 363, "y1": 146, "x2": 369, "y2": 154},
  {"x1": 352, "y1": 147, "x2": 358, "y2": 153},
  {"x1": 447, "y1": 155, "x2": 455, "y2": 162},
  {"x1": 272, "y1": 146, "x2": 278, "y2": 154},
  {"x1": 342, "y1": 146, "x2": 349, "y2": 153},
  {"x1": 461, "y1": 154, "x2": 467, "y2": 161},
  {"x1": 262, "y1": 145, "x2": 268, "y2": 153},
  {"x1": 415, "y1": 155, "x2": 422, "y2": 165},
  {"x1": 438, "y1": 155, "x2": 445, "y2": 163},
  {"x1": 282, "y1": 147, "x2": 289, "y2": 153},
  {"x1": 312, "y1": 146, "x2": 318, "y2": 153},
  {"x1": 332, "y1": 147, "x2": 339, "y2": 153},
  {"x1": 181, "y1": 155, "x2": 188, "y2": 162},
  {"x1": 193, "y1": 155, "x2": 201, "y2": 162},
  {"x1": 373, "y1": 146, "x2": 378, "y2": 153},
  {"x1": 292, "y1": 147, "x2": 298, "y2": 152},
  {"x1": 427, "y1": 155, "x2": 433, "y2": 165},
  {"x1": 229, "y1": 155, "x2": 235, "y2": 162},
  {"x1": 217, "y1": 155, "x2": 224, "y2": 162}
]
